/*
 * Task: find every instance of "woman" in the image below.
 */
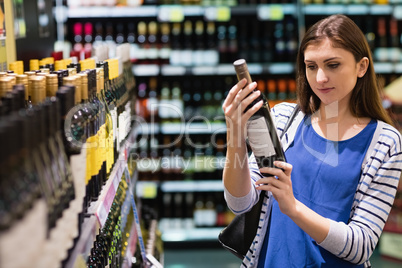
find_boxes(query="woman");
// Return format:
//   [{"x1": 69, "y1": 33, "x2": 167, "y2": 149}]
[{"x1": 222, "y1": 14, "x2": 402, "y2": 268}]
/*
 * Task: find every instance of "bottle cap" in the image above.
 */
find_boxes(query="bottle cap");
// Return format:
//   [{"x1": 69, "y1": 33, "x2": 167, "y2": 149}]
[
  {"x1": 30, "y1": 59, "x2": 39, "y2": 71},
  {"x1": 77, "y1": 72, "x2": 89, "y2": 101},
  {"x1": 0, "y1": 76, "x2": 13, "y2": 97},
  {"x1": 29, "y1": 76, "x2": 46, "y2": 104},
  {"x1": 233, "y1": 59, "x2": 252, "y2": 84},
  {"x1": 46, "y1": 73, "x2": 58, "y2": 97}
]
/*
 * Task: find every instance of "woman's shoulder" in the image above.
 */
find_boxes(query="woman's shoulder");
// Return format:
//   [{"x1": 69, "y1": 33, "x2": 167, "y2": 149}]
[
  {"x1": 374, "y1": 120, "x2": 402, "y2": 154},
  {"x1": 271, "y1": 102, "x2": 299, "y2": 118}
]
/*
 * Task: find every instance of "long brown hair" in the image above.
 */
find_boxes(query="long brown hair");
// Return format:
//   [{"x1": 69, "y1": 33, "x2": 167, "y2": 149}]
[{"x1": 296, "y1": 14, "x2": 393, "y2": 125}]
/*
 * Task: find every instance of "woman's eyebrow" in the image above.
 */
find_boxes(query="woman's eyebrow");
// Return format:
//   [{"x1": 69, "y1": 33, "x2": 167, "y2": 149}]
[{"x1": 304, "y1": 57, "x2": 341, "y2": 63}]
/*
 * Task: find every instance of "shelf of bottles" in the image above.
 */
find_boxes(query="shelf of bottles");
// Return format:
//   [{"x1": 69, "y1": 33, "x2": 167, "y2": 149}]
[
  {"x1": 61, "y1": 1, "x2": 402, "y2": 75},
  {"x1": 0, "y1": 42, "x2": 165, "y2": 267}
]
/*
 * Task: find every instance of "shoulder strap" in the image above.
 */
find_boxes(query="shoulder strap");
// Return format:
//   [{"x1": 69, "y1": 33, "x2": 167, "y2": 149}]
[{"x1": 280, "y1": 104, "x2": 300, "y2": 139}]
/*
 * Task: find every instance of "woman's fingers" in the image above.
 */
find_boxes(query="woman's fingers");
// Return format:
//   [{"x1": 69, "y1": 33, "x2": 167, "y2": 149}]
[
  {"x1": 222, "y1": 78, "x2": 247, "y2": 110},
  {"x1": 223, "y1": 80, "x2": 259, "y2": 115},
  {"x1": 274, "y1": 161, "x2": 293, "y2": 177}
]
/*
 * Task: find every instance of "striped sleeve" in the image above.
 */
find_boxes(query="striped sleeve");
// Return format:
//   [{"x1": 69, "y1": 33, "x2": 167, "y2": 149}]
[
  {"x1": 318, "y1": 124, "x2": 402, "y2": 265},
  {"x1": 271, "y1": 102, "x2": 298, "y2": 135}
]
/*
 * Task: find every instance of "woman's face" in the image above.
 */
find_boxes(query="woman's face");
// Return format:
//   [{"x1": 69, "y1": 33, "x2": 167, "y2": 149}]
[{"x1": 304, "y1": 38, "x2": 365, "y2": 107}]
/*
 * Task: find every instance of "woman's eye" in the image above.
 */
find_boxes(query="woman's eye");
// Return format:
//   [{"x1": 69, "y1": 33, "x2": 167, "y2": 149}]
[
  {"x1": 328, "y1": 63, "x2": 339, "y2": 69},
  {"x1": 306, "y1": 65, "x2": 316, "y2": 70}
]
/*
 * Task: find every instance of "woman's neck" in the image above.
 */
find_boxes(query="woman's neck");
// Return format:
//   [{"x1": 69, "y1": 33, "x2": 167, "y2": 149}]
[
  {"x1": 311, "y1": 102, "x2": 371, "y2": 141},
  {"x1": 316, "y1": 101, "x2": 352, "y2": 123}
]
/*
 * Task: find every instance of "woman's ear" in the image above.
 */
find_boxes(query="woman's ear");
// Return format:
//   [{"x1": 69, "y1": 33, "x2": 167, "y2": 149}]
[{"x1": 357, "y1": 57, "x2": 369, "y2": 78}]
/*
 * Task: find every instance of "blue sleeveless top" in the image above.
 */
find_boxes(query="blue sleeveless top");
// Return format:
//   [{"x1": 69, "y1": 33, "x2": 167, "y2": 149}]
[{"x1": 257, "y1": 116, "x2": 377, "y2": 268}]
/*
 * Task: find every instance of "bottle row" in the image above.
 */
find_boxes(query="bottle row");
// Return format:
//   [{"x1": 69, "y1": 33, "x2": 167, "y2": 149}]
[
  {"x1": 0, "y1": 44, "x2": 136, "y2": 234},
  {"x1": 69, "y1": 17, "x2": 299, "y2": 65},
  {"x1": 69, "y1": 15, "x2": 401, "y2": 69},
  {"x1": 142, "y1": 191, "x2": 235, "y2": 230},
  {"x1": 67, "y1": 0, "x2": 294, "y2": 7},
  {"x1": 87, "y1": 179, "x2": 134, "y2": 268},
  {"x1": 66, "y1": 0, "x2": 401, "y2": 7},
  {"x1": 134, "y1": 75, "x2": 297, "y2": 125}
]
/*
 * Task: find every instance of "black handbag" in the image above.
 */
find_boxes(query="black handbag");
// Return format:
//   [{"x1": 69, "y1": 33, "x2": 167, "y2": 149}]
[{"x1": 218, "y1": 104, "x2": 300, "y2": 259}]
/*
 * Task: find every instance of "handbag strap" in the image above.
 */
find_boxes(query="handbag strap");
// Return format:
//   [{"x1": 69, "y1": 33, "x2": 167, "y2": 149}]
[{"x1": 280, "y1": 104, "x2": 300, "y2": 139}]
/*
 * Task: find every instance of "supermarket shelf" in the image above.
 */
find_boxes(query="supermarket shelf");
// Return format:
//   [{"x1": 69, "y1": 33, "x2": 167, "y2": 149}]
[
  {"x1": 67, "y1": 6, "x2": 158, "y2": 18},
  {"x1": 66, "y1": 4, "x2": 296, "y2": 20},
  {"x1": 65, "y1": 216, "x2": 98, "y2": 268},
  {"x1": 66, "y1": 4, "x2": 401, "y2": 20},
  {"x1": 132, "y1": 63, "x2": 295, "y2": 77},
  {"x1": 94, "y1": 132, "x2": 136, "y2": 228},
  {"x1": 132, "y1": 62, "x2": 402, "y2": 77},
  {"x1": 161, "y1": 227, "x2": 222, "y2": 242},
  {"x1": 65, "y1": 128, "x2": 138, "y2": 267},
  {"x1": 135, "y1": 122, "x2": 226, "y2": 135},
  {"x1": 136, "y1": 180, "x2": 224, "y2": 198},
  {"x1": 160, "y1": 122, "x2": 227, "y2": 135},
  {"x1": 303, "y1": 4, "x2": 398, "y2": 16},
  {"x1": 161, "y1": 180, "x2": 224, "y2": 193}
]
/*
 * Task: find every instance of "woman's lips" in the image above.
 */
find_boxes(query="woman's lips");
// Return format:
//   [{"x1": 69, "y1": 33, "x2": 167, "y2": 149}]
[{"x1": 318, "y1": 87, "x2": 334, "y2": 93}]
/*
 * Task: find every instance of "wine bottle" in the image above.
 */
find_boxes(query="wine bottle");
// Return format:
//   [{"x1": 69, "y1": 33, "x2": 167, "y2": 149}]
[{"x1": 233, "y1": 59, "x2": 286, "y2": 175}]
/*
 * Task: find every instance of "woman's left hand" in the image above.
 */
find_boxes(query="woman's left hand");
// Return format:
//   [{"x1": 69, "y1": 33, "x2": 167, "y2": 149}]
[{"x1": 255, "y1": 161, "x2": 297, "y2": 217}]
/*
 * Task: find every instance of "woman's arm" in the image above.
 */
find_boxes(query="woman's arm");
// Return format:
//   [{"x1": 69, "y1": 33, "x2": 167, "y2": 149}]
[
  {"x1": 321, "y1": 127, "x2": 402, "y2": 264},
  {"x1": 222, "y1": 79, "x2": 262, "y2": 198}
]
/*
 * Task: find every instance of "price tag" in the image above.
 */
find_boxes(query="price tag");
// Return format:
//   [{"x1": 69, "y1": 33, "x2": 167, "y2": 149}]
[
  {"x1": 158, "y1": 6, "x2": 184, "y2": 22},
  {"x1": 205, "y1": 6, "x2": 231, "y2": 21},
  {"x1": 394, "y1": 6, "x2": 402, "y2": 19},
  {"x1": 395, "y1": 63, "x2": 402, "y2": 74},
  {"x1": 370, "y1": 4, "x2": 393, "y2": 15},
  {"x1": 137, "y1": 181, "x2": 158, "y2": 199},
  {"x1": 257, "y1": 5, "x2": 284, "y2": 21}
]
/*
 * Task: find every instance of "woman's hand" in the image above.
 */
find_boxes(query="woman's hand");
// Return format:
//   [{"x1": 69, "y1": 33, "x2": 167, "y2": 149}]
[
  {"x1": 222, "y1": 78, "x2": 263, "y2": 140},
  {"x1": 256, "y1": 161, "x2": 297, "y2": 217}
]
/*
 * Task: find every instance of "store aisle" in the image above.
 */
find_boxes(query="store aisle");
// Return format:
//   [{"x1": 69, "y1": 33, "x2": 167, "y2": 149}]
[{"x1": 164, "y1": 247, "x2": 402, "y2": 268}]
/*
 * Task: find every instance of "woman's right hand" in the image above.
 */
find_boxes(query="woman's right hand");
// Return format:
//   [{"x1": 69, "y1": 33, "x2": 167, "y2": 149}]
[{"x1": 222, "y1": 78, "x2": 263, "y2": 140}]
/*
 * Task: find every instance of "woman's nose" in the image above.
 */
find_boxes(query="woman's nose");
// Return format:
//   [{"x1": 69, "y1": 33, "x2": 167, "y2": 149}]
[{"x1": 316, "y1": 68, "x2": 329, "y2": 83}]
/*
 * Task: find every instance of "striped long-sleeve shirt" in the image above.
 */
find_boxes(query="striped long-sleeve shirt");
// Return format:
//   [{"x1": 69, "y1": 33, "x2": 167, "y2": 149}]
[{"x1": 224, "y1": 102, "x2": 402, "y2": 268}]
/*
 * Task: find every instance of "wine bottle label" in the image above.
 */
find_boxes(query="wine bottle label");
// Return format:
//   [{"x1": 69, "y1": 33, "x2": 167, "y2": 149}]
[
  {"x1": 159, "y1": 47, "x2": 171, "y2": 60},
  {"x1": 181, "y1": 50, "x2": 193, "y2": 66},
  {"x1": 170, "y1": 50, "x2": 181, "y2": 66},
  {"x1": 170, "y1": 99, "x2": 184, "y2": 119},
  {"x1": 146, "y1": 47, "x2": 159, "y2": 60},
  {"x1": 247, "y1": 116, "x2": 276, "y2": 158},
  {"x1": 374, "y1": 47, "x2": 389, "y2": 62},
  {"x1": 203, "y1": 50, "x2": 219, "y2": 66}
]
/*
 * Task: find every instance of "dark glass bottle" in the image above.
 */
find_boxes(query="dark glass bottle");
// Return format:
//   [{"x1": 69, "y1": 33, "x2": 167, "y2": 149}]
[
  {"x1": 234, "y1": 59, "x2": 286, "y2": 175},
  {"x1": 30, "y1": 106, "x2": 59, "y2": 231},
  {"x1": 0, "y1": 120, "x2": 25, "y2": 229}
]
